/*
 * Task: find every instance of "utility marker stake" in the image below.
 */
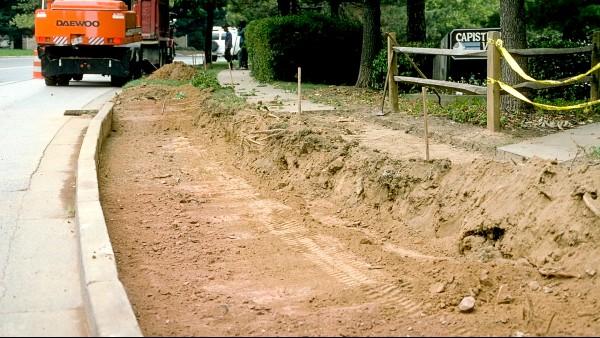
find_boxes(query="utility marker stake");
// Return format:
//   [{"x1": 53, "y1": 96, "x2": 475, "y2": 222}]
[
  {"x1": 229, "y1": 62, "x2": 234, "y2": 88},
  {"x1": 422, "y1": 87, "x2": 430, "y2": 161},
  {"x1": 298, "y1": 67, "x2": 302, "y2": 114}
]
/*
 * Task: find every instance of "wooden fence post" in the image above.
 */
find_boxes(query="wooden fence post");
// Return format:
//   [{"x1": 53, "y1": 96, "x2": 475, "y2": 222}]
[
  {"x1": 388, "y1": 32, "x2": 399, "y2": 113},
  {"x1": 486, "y1": 31, "x2": 501, "y2": 132},
  {"x1": 592, "y1": 31, "x2": 600, "y2": 101}
]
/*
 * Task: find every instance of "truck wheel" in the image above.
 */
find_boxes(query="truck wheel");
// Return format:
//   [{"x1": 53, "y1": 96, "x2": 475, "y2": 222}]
[
  {"x1": 131, "y1": 63, "x2": 142, "y2": 80},
  {"x1": 57, "y1": 75, "x2": 70, "y2": 86},
  {"x1": 44, "y1": 76, "x2": 57, "y2": 86},
  {"x1": 212, "y1": 55, "x2": 218, "y2": 62},
  {"x1": 111, "y1": 75, "x2": 128, "y2": 87},
  {"x1": 72, "y1": 74, "x2": 83, "y2": 81}
]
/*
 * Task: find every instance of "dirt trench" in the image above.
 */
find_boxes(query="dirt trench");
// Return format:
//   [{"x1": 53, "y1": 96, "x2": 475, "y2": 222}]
[{"x1": 99, "y1": 82, "x2": 600, "y2": 336}]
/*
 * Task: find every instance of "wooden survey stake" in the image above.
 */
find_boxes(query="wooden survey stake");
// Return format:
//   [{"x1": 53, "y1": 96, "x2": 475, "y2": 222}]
[
  {"x1": 422, "y1": 87, "x2": 430, "y2": 161},
  {"x1": 298, "y1": 67, "x2": 302, "y2": 114}
]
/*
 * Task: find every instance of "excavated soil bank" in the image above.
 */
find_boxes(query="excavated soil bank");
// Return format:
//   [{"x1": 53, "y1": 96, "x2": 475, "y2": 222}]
[
  {"x1": 147, "y1": 61, "x2": 198, "y2": 81},
  {"x1": 100, "y1": 84, "x2": 600, "y2": 336}
]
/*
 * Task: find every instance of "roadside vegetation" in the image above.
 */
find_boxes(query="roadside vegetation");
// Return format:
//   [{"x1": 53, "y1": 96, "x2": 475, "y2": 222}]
[
  {"x1": 0, "y1": 49, "x2": 32, "y2": 56},
  {"x1": 591, "y1": 146, "x2": 600, "y2": 160},
  {"x1": 125, "y1": 61, "x2": 245, "y2": 113},
  {"x1": 123, "y1": 78, "x2": 188, "y2": 88}
]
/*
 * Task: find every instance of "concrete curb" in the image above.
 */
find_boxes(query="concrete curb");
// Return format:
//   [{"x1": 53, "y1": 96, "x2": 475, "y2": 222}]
[{"x1": 76, "y1": 101, "x2": 143, "y2": 337}]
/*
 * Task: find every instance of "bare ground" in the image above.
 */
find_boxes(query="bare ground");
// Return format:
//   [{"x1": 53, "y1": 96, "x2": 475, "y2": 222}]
[{"x1": 99, "y1": 72, "x2": 600, "y2": 336}]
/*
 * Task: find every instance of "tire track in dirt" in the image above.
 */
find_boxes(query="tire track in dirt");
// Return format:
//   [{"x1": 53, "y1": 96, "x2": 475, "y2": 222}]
[
  {"x1": 184, "y1": 137, "x2": 443, "y2": 325},
  {"x1": 265, "y1": 212, "x2": 474, "y2": 336},
  {"x1": 116, "y1": 90, "x2": 474, "y2": 335},
  {"x1": 303, "y1": 205, "x2": 474, "y2": 335},
  {"x1": 247, "y1": 195, "x2": 476, "y2": 336}
]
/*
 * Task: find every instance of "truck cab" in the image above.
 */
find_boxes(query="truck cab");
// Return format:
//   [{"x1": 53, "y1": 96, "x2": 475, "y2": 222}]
[{"x1": 34, "y1": 0, "x2": 174, "y2": 86}]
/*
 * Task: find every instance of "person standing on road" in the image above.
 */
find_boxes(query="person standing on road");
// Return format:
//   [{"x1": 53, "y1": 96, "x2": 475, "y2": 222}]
[
  {"x1": 224, "y1": 24, "x2": 233, "y2": 69},
  {"x1": 238, "y1": 20, "x2": 248, "y2": 69}
]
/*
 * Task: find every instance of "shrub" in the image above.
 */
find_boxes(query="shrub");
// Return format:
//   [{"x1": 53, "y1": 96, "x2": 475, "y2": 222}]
[
  {"x1": 527, "y1": 29, "x2": 592, "y2": 102},
  {"x1": 370, "y1": 48, "x2": 388, "y2": 90},
  {"x1": 370, "y1": 40, "x2": 437, "y2": 92},
  {"x1": 191, "y1": 70, "x2": 221, "y2": 91},
  {"x1": 245, "y1": 13, "x2": 362, "y2": 85}
]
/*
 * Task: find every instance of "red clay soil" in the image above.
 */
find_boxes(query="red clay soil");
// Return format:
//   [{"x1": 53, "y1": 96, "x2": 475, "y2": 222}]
[{"x1": 99, "y1": 81, "x2": 600, "y2": 336}]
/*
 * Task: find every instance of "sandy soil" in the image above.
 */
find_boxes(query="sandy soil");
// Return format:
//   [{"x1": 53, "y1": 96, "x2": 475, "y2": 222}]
[{"x1": 99, "y1": 64, "x2": 600, "y2": 336}]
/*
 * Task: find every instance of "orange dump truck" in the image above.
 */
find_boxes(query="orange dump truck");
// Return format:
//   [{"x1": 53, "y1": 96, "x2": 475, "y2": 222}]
[{"x1": 34, "y1": 0, "x2": 174, "y2": 86}]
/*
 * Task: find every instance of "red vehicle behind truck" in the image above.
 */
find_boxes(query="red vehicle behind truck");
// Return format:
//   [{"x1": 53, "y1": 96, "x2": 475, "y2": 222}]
[{"x1": 34, "y1": 0, "x2": 175, "y2": 86}]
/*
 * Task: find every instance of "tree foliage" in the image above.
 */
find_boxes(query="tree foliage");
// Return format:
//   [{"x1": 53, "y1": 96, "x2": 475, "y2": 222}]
[
  {"x1": 425, "y1": 0, "x2": 498, "y2": 43},
  {"x1": 10, "y1": 0, "x2": 36, "y2": 31},
  {"x1": 526, "y1": 0, "x2": 600, "y2": 41},
  {"x1": 172, "y1": 0, "x2": 226, "y2": 50},
  {"x1": 0, "y1": 0, "x2": 36, "y2": 48},
  {"x1": 225, "y1": 0, "x2": 278, "y2": 24}
]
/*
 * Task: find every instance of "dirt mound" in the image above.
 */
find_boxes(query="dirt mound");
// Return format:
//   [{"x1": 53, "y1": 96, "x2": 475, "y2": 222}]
[
  {"x1": 210, "y1": 104, "x2": 600, "y2": 270},
  {"x1": 101, "y1": 83, "x2": 600, "y2": 336},
  {"x1": 147, "y1": 61, "x2": 198, "y2": 81}
]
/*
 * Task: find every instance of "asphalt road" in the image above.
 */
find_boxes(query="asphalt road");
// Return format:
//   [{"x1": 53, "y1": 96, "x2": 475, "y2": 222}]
[
  {"x1": 0, "y1": 63, "x2": 117, "y2": 335},
  {"x1": 0, "y1": 54, "x2": 199, "y2": 334},
  {"x1": 0, "y1": 57, "x2": 34, "y2": 84}
]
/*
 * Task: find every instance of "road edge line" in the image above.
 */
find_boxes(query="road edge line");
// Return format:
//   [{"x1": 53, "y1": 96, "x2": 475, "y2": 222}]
[{"x1": 76, "y1": 100, "x2": 143, "y2": 337}]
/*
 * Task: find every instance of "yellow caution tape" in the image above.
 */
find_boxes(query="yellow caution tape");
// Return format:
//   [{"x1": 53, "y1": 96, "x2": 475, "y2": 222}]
[
  {"x1": 491, "y1": 39, "x2": 600, "y2": 85},
  {"x1": 487, "y1": 77, "x2": 600, "y2": 111}
]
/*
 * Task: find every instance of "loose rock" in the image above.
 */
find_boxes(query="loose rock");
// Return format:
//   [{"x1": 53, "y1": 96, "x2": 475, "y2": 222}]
[
  {"x1": 527, "y1": 281, "x2": 541, "y2": 291},
  {"x1": 585, "y1": 268, "x2": 596, "y2": 277},
  {"x1": 458, "y1": 296, "x2": 476, "y2": 312},
  {"x1": 429, "y1": 282, "x2": 446, "y2": 294},
  {"x1": 360, "y1": 238, "x2": 373, "y2": 245},
  {"x1": 479, "y1": 270, "x2": 491, "y2": 286}
]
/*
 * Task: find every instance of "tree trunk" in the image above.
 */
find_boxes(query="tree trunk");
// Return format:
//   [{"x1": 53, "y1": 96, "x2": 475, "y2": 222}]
[
  {"x1": 291, "y1": 0, "x2": 299, "y2": 14},
  {"x1": 500, "y1": 0, "x2": 527, "y2": 113},
  {"x1": 407, "y1": 0, "x2": 425, "y2": 42},
  {"x1": 12, "y1": 33, "x2": 23, "y2": 49},
  {"x1": 203, "y1": 1, "x2": 215, "y2": 66},
  {"x1": 277, "y1": 0, "x2": 290, "y2": 15},
  {"x1": 329, "y1": 0, "x2": 341, "y2": 17},
  {"x1": 355, "y1": 0, "x2": 381, "y2": 88}
]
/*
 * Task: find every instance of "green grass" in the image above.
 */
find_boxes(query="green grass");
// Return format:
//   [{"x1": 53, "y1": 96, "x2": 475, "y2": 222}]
[
  {"x1": 439, "y1": 99, "x2": 488, "y2": 126},
  {"x1": 202, "y1": 62, "x2": 230, "y2": 79},
  {"x1": 202, "y1": 63, "x2": 246, "y2": 109},
  {"x1": 0, "y1": 49, "x2": 34, "y2": 57},
  {"x1": 590, "y1": 146, "x2": 600, "y2": 159},
  {"x1": 405, "y1": 97, "x2": 490, "y2": 126},
  {"x1": 532, "y1": 97, "x2": 600, "y2": 115}
]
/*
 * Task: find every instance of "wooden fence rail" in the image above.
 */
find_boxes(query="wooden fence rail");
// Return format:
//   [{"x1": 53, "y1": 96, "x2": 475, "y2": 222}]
[{"x1": 388, "y1": 30, "x2": 600, "y2": 132}]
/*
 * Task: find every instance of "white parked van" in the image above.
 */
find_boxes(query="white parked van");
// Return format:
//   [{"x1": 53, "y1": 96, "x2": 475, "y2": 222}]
[{"x1": 211, "y1": 26, "x2": 241, "y2": 62}]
